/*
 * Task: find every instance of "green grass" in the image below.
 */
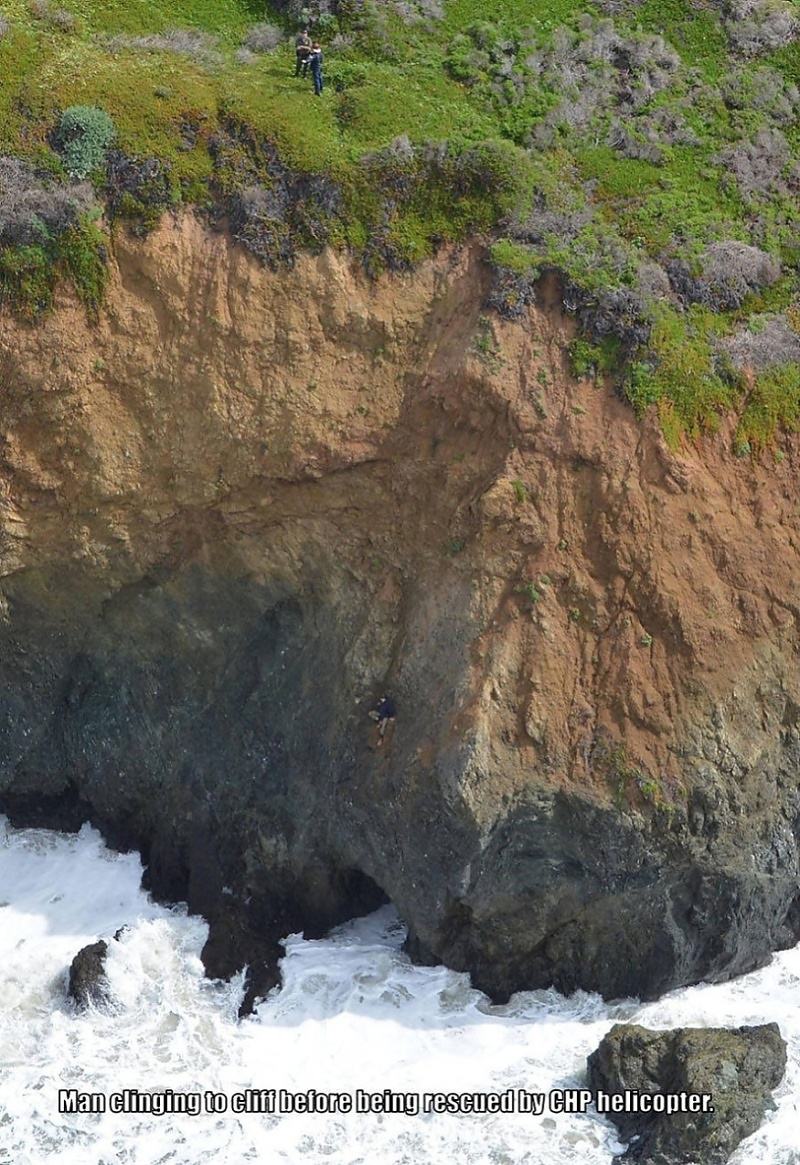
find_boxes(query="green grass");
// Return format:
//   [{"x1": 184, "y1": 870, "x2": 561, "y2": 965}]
[
  {"x1": 736, "y1": 364, "x2": 800, "y2": 450},
  {"x1": 569, "y1": 337, "x2": 621, "y2": 379},
  {"x1": 0, "y1": 215, "x2": 106, "y2": 319},
  {"x1": 625, "y1": 306, "x2": 738, "y2": 440},
  {"x1": 25, "y1": 0, "x2": 255, "y2": 39},
  {"x1": 577, "y1": 149, "x2": 663, "y2": 202},
  {"x1": 635, "y1": 0, "x2": 729, "y2": 77},
  {"x1": 0, "y1": 0, "x2": 797, "y2": 451},
  {"x1": 442, "y1": 0, "x2": 589, "y2": 34}
]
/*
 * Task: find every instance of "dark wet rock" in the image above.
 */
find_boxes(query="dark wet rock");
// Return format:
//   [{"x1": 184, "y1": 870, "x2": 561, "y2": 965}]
[
  {"x1": 68, "y1": 940, "x2": 110, "y2": 1008},
  {"x1": 588, "y1": 1022, "x2": 787, "y2": 1164}
]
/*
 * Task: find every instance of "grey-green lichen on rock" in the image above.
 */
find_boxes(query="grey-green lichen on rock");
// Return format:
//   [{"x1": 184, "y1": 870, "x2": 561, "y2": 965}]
[{"x1": 588, "y1": 1022, "x2": 787, "y2": 1164}]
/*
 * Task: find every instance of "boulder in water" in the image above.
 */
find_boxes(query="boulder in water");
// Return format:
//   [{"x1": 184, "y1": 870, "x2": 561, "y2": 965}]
[
  {"x1": 587, "y1": 1022, "x2": 786, "y2": 1164},
  {"x1": 68, "y1": 939, "x2": 110, "y2": 1008}
]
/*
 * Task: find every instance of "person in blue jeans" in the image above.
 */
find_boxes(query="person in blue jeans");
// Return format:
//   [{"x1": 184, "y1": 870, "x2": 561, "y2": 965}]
[{"x1": 309, "y1": 43, "x2": 324, "y2": 95}]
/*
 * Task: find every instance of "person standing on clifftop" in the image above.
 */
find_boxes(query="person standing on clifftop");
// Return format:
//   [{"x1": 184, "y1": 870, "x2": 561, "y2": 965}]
[
  {"x1": 308, "y1": 42, "x2": 324, "y2": 96},
  {"x1": 295, "y1": 28, "x2": 312, "y2": 77}
]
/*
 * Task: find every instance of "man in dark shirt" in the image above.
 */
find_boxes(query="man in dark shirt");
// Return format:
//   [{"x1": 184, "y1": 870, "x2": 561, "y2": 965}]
[
  {"x1": 370, "y1": 695, "x2": 397, "y2": 746},
  {"x1": 308, "y1": 42, "x2": 324, "y2": 96},
  {"x1": 295, "y1": 28, "x2": 311, "y2": 77}
]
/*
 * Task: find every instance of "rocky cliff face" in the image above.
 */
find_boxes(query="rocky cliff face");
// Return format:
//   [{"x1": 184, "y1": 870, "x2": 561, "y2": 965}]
[{"x1": 2, "y1": 216, "x2": 800, "y2": 1009}]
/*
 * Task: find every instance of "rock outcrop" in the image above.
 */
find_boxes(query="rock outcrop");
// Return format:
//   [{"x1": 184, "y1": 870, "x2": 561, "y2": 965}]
[
  {"x1": 588, "y1": 1022, "x2": 787, "y2": 1163},
  {"x1": 3, "y1": 216, "x2": 800, "y2": 1008},
  {"x1": 68, "y1": 940, "x2": 110, "y2": 1008}
]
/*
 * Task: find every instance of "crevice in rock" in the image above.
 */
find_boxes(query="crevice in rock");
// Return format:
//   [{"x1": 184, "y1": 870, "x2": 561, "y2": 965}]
[{"x1": 1, "y1": 783, "x2": 94, "y2": 835}]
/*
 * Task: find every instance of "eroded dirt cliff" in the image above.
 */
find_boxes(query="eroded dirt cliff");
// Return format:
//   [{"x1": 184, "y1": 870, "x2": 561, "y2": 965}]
[{"x1": 2, "y1": 216, "x2": 800, "y2": 1009}]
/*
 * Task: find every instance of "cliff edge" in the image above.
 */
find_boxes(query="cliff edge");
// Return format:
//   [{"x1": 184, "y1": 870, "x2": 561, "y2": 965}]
[{"x1": 2, "y1": 215, "x2": 800, "y2": 1008}]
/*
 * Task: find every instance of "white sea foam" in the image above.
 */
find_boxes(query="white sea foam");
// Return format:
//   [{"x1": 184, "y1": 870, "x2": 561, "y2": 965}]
[{"x1": 0, "y1": 817, "x2": 797, "y2": 1164}]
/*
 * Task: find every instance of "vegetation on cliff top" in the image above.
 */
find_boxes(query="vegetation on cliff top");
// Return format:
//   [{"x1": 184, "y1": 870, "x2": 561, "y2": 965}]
[{"x1": 0, "y1": 0, "x2": 799, "y2": 449}]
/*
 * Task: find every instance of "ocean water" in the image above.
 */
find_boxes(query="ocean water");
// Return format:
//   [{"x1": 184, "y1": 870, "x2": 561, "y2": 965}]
[{"x1": 1, "y1": 818, "x2": 798, "y2": 1165}]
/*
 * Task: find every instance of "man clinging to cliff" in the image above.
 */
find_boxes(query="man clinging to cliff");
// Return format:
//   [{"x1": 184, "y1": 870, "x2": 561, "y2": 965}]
[
  {"x1": 369, "y1": 695, "x2": 397, "y2": 747},
  {"x1": 294, "y1": 28, "x2": 312, "y2": 77}
]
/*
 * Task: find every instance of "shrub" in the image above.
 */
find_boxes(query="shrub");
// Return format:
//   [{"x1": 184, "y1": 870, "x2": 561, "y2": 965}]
[
  {"x1": 105, "y1": 29, "x2": 221, "y2": 67},
  {"x1": 569, "y1": 338, "x2": 600, "y2": 378},
  {"x1": 210, "y1": 121, "x2": 343, "y2": 267},
  {"x1": 0, "y1": 15, "x2": 9, "y2": 38},
  {"x1": 327, "y1": 59, "x2": 369, "y2": 91},
  {"x1": 637, "y1": 260, "x2": 672, "y2": 305},
  {"x1": 355, "y1": 136, "x2": 536, "y2": 274},
  {"x1": 0, "y1": 155, "x2": 95, "y2": 247},
  {"x1": 518, "y1": 581, "x2": 541, "y2": 605},
  {"x1": 0, "y1": 244, "x2": 53, "y2": 317},
  {"x1": 105, "y1": 151, "x2": 173, "y2": 235},
  {"x1": 722, "y1": 313, "x2": 800, "y2": 372},
  {"x1": 241, "y1": 23, "x2": 284, "y2": 54},
  {"x1": 566, "y1": 282, "x2": 652, "y2": 350},
  {"x1": 719, "y1": 127, "x2": 798, "y2": 202},
  {"x1": 454, "y1": 139, "x2": 535, "y2": 215},
  {"x1": 449, "y1": 16, "x2": 679, "y2": 144},
  {"x1": 667, "y1": 241, "x2": 781, "y2": 311},
  {"x1": 391, "y1": 0, "x2": 443, "y2": 22},
  {"x1": 608, "y1": 108, "x2": 698, "y2": 161},
  {"x1": 329, "y1": 31, "x2": 354, "y2": 51},
  {"x1": 54, "y1": 106, "x2": 115, "y2": 180},
  {"x1": 229, "y1": 184, "x2": 294, "y2": 267},
  {"x1": 334, "y1": 0, "x2": 399, "y2": 61},
  {"x1": 445, "y1": 22, "x2": 510, "y2": 86},
  {"x1": 0, "y1": 161, "x2": 106, "y2": 319},
  {"x1": 488, "y1": 263, "x2": 540, "y2": 319},
  {"x1": 623, "y1": 306, "x2": 738, "y2": 437},
  {"x1": 491, "y1": 176, "x2": 656, "y2": 349},
  {"x1": 29, "y1": 0, "x2": 75, "y2": 30},
  {"x1": 608, "y1": 119, "x2": 664, "y2": 164},
  {"x1": 700, "y1": 241, "x2": 782, "y2": 296},
  {"x1": 57, "y1": 220, "x2": 108, "y2": 317},
  {"x1": 718, "y1": 0, "x2": 798, "y2": 56},
  {"x1": 721, "y1": 65, "x2": 800, "y2": 121},
  {"x1": 524, "y1": 18, "x2": 682, "y2": 147},
  {"x1": 508, "y1": 195, "x2": 594, "y2": 251},
  {"x1": 50, "y1": 6, "x2": 73, "y2": 30},
  {"x1": 570, "y1": 337, "x2": 627, "y2": 379}
]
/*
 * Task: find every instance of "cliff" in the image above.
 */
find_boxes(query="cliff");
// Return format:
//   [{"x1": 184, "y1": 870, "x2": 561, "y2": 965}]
[{"x1": 2, "y1": 215, "x2": 800, "y2": 1010}]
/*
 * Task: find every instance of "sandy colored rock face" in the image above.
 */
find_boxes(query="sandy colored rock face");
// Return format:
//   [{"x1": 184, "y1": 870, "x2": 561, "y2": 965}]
[{"x1": 2, "y1": 215, "x2": 800, "y2": 1006}]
